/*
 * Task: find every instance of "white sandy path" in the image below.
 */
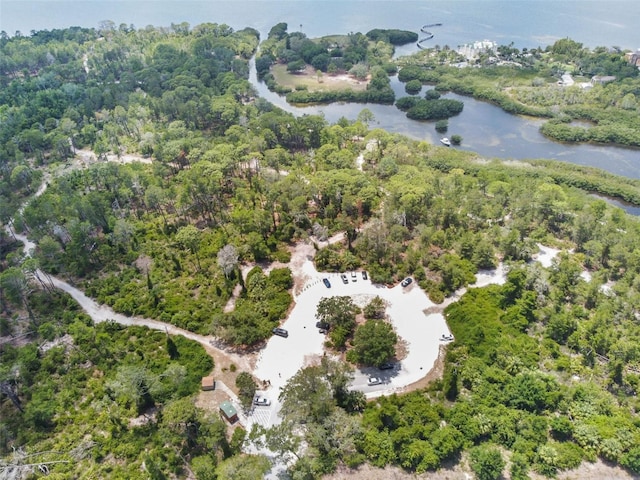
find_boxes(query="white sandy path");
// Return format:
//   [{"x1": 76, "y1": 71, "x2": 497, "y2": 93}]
[{"x1": 10, "y1": 226, "x2": 253, "y2": 372}]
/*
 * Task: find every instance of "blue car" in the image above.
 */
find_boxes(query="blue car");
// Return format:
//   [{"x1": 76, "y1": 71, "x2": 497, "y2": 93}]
[
  {"x1": 323, "y1": 278, "x2": 331, "y2": 288},
  {"x1": 401, "y1": 277, "x2": 413, "y2": 287}
]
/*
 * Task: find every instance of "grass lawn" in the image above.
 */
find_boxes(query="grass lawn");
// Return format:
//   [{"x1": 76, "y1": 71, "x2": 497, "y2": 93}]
[{"x1": 271, "y1": 64, "x2": 368, "y2": 92}]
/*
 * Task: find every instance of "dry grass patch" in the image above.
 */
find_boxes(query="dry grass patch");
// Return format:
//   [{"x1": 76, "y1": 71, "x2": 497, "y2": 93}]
[{"x1": 271, "y1": 64, "x2": 368, "y2": 92}]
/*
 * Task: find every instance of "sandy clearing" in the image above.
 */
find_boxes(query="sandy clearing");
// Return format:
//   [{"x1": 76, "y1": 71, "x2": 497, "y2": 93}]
[
  {"x1": 252, "y1": 270, "x2": 453, "y2": 403},
  {"x1": 535, "y1": 243, "x2": 561, "y2": 268}
]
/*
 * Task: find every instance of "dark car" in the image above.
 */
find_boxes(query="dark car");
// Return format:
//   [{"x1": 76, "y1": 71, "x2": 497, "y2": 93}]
[
  {"x1": 379, "y1": 362, "x2": 395, "y2": 370},
  {"x1": 362, "y1": 271, "x2": 368, "y2": 280},
  {"x1": 401, "y1": 277, "x2": 413, "y2": 287},
  {"x1": 340, "y1": 273, "x2": 349, "y2": 284},
  {"x1": 316, "y1": 321, "x2": 329, "y2": 330},
  {"x1": 322, "y1": 278, "x2": 331, "y2": 288},
  {"x1": 272, "y1": 327, "x2": 288, "y2": 338}
]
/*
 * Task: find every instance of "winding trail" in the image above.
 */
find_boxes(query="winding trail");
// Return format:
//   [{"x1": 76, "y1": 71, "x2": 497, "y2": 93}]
[
  {"x1": 5, "y1": 165, "x2": 256, "y2": 372},
  {"x1": 10, "y1": 228, "x2": 254, "y2": 371}
]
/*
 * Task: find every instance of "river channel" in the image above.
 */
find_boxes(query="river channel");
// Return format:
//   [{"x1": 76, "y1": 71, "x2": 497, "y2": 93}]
[{"x1": 249, "y1": 59, "x2": 640, "y2": 179}]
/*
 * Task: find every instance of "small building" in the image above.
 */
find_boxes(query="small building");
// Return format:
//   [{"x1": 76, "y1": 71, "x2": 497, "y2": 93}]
[
  {"x1": 201, "y1": 376, "x2": 216, "y2": 391},
  {"x1": 219, "y1": 400, "x2": 238, "y2": 424},
  {"x1": 558, "y1": 73, "x2": 574, "y2": 86},
  {"x1": 625, "y1": 49, "x2": 640, "y2": 68},
  {"x1": 591, "y1": 75, "x2": 616, "y2": 85}
]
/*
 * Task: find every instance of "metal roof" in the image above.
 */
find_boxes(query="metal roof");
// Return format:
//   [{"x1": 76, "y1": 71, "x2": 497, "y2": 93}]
[{"x1": 219, "y1": 400, "x2": 237, "y2": 418}]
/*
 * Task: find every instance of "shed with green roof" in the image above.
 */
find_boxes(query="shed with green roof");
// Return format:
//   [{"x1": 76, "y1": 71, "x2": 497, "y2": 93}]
[{"x1": 219, "y1": 400, "x2": 238, "y2": 423}]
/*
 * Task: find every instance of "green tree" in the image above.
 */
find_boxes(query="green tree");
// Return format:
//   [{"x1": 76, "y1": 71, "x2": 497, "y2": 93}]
[
  {"x1": 161, "y1": 397, "x2": 201, "y2": 448},
  {"x1": 435, "y1": 119, "x2": 448, "y2": 133},
  {"x1": 405, "y1": 79, "x2": 422, "y2": 95},
  {"x1": 621, "y1": 446, "x2": 640, "y2": 474},
  {"x1": 175, "y1": 225, "x2": 203, "y2": 271},
  {"x1": 357, "y1": 108, "x2": 376, "y2": 127},
  {"x1": 191, "y1": 455, "x2": 217, "y2": 480},
  {"x1": 347, "y1": 320, "x2": 397, "y2": 367},
  {"x1": 106, "y1": 365, "x2": 162, "y2": 414},
  {"x1": 287, "y1": 59, "x2": 306, "y2": 73},
  {"x1": 215, "y1": 454, "x2": 270, "y2": 480},
  {"x1": 0, "y1": 267, "x2": 34, "y2": 320},
  {"x1": 279, "y1": 365, "x2": 335, "y2": 425},
  {"x1": 316, "y1": 296, "x2": 360, "y2": 349},
  {"x1": 349, "y1": 63, "x2": 368, "y2": 80},
  {"x1": 469, "y1": 445, "x2": 505, "y2": 480},
  {"x1": 236, "y1": 372, "x2": 258, "y2": 410},
  {"x1": 363, "y1": 296, "x2": 386, "y2": 319}
]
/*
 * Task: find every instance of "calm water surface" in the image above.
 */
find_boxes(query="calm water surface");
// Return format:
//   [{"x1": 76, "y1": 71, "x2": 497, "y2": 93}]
[{"x1": 3, "y1": 1, "x2": 639, "y2": 51}]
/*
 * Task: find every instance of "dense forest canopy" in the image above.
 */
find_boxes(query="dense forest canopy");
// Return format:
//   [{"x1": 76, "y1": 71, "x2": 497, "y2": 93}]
[{"x1": 2, "y1": 22, "x2": 640, "y2": 479}]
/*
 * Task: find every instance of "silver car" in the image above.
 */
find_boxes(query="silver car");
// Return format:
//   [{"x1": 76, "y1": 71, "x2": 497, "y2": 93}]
[{"x1": 254, "y1": 396, "x2": 271, "y2": 406}]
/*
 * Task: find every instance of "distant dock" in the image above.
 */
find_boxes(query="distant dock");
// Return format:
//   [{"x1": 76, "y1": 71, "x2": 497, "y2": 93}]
[{"x1": 417, "y1": 23, "x2": 442, "y2": 49}]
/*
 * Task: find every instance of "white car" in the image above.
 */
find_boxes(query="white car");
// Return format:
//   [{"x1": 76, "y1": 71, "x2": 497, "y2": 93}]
[
  {"x1": 367, "y1": 377, "x2": 382, "y2": 386},
  {"x1": 351, "y1": 272, "x2": 357, "y2": 282},
  {"x1": 254, "y1": 396, "x2": 271, "y2": 406}
]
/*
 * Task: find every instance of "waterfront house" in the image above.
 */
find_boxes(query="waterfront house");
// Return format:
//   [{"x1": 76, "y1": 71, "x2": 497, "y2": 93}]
[{"x1": 625, "y1": 49, "x2": 640, "y2": 68}]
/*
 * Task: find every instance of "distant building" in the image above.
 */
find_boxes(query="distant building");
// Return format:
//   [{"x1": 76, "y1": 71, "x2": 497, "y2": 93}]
[
  {"x1": 219, "y1": 400, "x2": 239, "y2": 423},
  {"x1": 591, "y1": 75, "x2": 616, "y2": 85},
  {"x1": 457, "y1": 39, "x2": 497, "y2": 60},
  {"x1": 558, "y1": 73, "x2": 575, "y2": 86},
  {"x1": 625, "y1": 49, "x2": 640, "y2": 67}
]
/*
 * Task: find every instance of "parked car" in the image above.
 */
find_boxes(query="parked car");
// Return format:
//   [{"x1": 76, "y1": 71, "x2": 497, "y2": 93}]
[
  {"x1": 351, "y1": 272, "x2": 357, "y2": 282},
  {"x1": 440, "y1": 334, "x2": 454, "y2": 341},
  {"x1": 379, "y1": 362, "x2": 395, "y2": 370},
  {"x1": 316, "y1": 321, "x2": 329, "y2": 330},
  {"x1": 272, "y1": 327, "x2": 288, "y2": 338},
  {"x1": 368, "y1": 376, "x2": 382, "y2": 386},
  {"x1": 254, "y1": 396, "x2": 271, "y2": 406},
  {"x1": 401, "y1": 277, "x2": 413, "y2": 287},
  {"x1": 362, "y1": 271, "x2": 368, "y2": 280},
  {"x1": 322, "y1": 278, "x2": 331, "y2": 288},
  {"x1": 341, "y1": 273, "x2": 349, "y2": 284}
]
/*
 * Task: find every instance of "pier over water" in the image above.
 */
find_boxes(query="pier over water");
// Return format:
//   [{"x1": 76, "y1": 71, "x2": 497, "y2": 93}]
[{"x1": 417, "y1": 23, "x2": 442, "y2": 49}]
